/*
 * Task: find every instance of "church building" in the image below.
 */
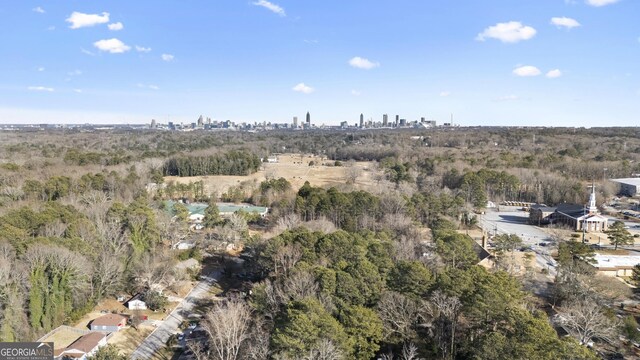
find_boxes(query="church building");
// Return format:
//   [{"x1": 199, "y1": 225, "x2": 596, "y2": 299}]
[{"x1": 529, "y1": 184, "x2": 609, "y2": 232}]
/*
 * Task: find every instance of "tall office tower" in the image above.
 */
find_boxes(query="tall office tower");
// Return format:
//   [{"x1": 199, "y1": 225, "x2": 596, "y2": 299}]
[
  {"x1": 383, "y1": 114, "x2": 388, "y2": 127},
  {"x1": 395, "y1": 115, "x2": 400, "y2": 127},
  {"x1": 359, "y1": 113, "x2": 364, "y2": 128},
  {"x1": 197, "y1": 115, "x2": 204, "y2": 127},
  {"x1": 306, "y1": 112, "x2": 311, "y2": 125},
  {"x1": 150, "y1": 119, "x2": 156, "y2": 128},
  {"x1": 293, "y1": 116, "x2": 298, "y2": 128},
  {"x1": 421, "y1": 117, "x2": 425, "y2": 123}
]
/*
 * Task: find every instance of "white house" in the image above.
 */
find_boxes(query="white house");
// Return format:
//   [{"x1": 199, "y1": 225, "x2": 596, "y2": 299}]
[{"x1": 126, "y1": 294, "x2": 147, "y2": 310}]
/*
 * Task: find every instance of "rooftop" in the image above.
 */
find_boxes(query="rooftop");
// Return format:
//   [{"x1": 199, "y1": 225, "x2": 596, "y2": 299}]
[
  {"x1": 91, "y1": 313, "x2": 127, "y2": 327},
  {"x1": 65, "y1": 332, "x2": 105, "y2": 354},
  {"x1": 594, "y1": 254, "x2": 640, "y2": 269},
  {"x1": 612, "y1": 178, "x2": 640, "y2": 187},
  {"x1": 165, "y1": 201, "x2": 268, "y2": 216}
]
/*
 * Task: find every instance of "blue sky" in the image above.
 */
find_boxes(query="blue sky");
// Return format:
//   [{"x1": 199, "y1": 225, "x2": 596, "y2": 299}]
[{"x1": 0, "y1": 0, "x2": 638, "y2": 126}]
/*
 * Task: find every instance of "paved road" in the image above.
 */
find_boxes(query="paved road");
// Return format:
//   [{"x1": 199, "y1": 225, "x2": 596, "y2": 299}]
[
  {"x1": 130, "y1": 270, "x2": 221, "y2": 360},
  {"x1": 480, "y1": 209, "x2": 557, "y2": 276}
]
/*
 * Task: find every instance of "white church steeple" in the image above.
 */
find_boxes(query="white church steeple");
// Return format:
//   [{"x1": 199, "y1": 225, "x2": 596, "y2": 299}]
[{"x1": 588, "y1": 183, "x2": 598, "y2": 214}]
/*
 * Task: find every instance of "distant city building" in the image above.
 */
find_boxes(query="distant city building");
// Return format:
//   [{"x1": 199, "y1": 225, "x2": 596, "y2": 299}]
[
  {"x1": 340, "y1": 121, "x2": 348, "y2": 128},
  {"x1": 395, "y1": 115, "x2": 400, "y2": 127},
  {"x1": 150, "y1": 119, "x2": 156, "y2": 128},
  {"x1": 306, "y1": 112, "x2": 311, "y2": 126},
  {"x1": 197, "y1": 115, "x2": 204, "y2": 127},
  {"x1": 399, "y1": 119, "x2": 407, "y2": 127},
  {"x1": 359, "y1": 113, "x2": 364, "y2": 128},
  {"x1": 383, "y1": 114, "x2": 388, "y2": 127},
  {"x1": 293, "y1": 116, "x2": 298, "y2": 128}
]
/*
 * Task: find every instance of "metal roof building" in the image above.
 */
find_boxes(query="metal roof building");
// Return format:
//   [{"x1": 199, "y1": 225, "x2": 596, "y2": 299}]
[{"x1": 611, "y1": 178, "x2": 640, "y2": 197}]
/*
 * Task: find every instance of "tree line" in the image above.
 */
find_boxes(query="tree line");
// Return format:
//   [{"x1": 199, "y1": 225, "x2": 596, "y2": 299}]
[{"x1": 162, "y1": 150, "x2": 262, "y2": 177}]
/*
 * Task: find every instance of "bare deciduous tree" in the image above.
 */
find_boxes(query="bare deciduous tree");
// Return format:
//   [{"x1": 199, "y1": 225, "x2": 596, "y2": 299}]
[
  {"x1": 378, "y1": 291, "x2": 419, "y2": 343},
  {"x1": 134, "y1": 252, "x2": 176, "y2": 293},
  {"x1": 303, "y1": 216, "x2": 337, "y2": 233},
  {"x1": 282, "y1": 269, "x2": 318, "y2": 302},
  {"x1": 273, "y1": 245, "x2": 302, "y2": 277},
  {"x1": 557, "y1": 299, "x2": 618, "y2": 345},
  {"x1": 423, "y1": 291, "x2": 462, "y2": 360},
  {"x1": 303, "y1": 339, "x2": 344, "y2": 360},
  {"x1": 401, "y1": 342, "x2": 423, "y2": 360},
  {"x1": 201, "y1": 299, "x2": 252, "y2": 360},
  {"x1": 39, "y1": 219, "x2": 67, "y2": 238},
  {"x1": 242, "y1": 318, "x2": 271, "y2": 360},
  {"x1": 276, "y1": 213, "x2": 302, "y2": 232},
  {"x1": 344, "y1": 161, "x2": 362, "y2": 185}
]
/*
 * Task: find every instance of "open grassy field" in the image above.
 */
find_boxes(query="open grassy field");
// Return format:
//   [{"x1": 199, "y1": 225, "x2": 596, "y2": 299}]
[{"x1": 164, "y1": 153, "x2": 379, "y2": 196}]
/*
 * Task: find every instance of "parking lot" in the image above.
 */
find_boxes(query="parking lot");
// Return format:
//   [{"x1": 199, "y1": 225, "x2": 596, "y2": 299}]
[{"x1": 479, "y1": 208, "x2": 557, "y2": 275}]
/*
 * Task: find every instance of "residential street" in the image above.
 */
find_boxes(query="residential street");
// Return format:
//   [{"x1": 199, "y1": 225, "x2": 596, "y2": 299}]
[
  {"x1": 479, "y1": 209, "x2": 557, "y2": 276},
  {"x1": 130, "y1": 270, "x2": 221, "y2": 360}
]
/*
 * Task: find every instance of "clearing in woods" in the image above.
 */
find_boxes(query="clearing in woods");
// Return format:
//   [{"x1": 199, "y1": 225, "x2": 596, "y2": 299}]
[{"x1": 163, "y1": 153, "x2": 379, "y2": 196}]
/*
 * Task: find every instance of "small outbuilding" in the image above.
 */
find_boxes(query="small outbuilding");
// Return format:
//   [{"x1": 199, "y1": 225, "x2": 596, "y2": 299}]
[{"x1": 125, "y1": 294, "x2": 147, "y2": 310}]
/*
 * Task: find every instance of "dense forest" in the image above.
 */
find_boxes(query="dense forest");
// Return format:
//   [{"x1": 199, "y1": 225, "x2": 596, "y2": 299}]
[
  {"x1": 1, "y1": 127, "x2": 639, "y2": 358},
  {"x1": 163, "y1": 150, "x2": 262, "y2": 177}
]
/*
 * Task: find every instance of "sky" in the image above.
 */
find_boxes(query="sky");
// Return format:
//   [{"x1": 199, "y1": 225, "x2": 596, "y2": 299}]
[{"x1": 0, "y1": 0, "x2": 639, "y2": 126}]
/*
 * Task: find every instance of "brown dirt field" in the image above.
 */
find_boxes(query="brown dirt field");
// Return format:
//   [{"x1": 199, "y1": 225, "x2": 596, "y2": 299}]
[
  {"x1": 163, "y1": 154, "x2": 379, "y2": 196},
  {"x1": 110, "y1": 326, "x2": 153, "y2": 356}
]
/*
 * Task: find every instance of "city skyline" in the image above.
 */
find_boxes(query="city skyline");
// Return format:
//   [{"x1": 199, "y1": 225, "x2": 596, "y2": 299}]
[{"x1": 1, "y1": 1, "x2": 639, "y2": 126}]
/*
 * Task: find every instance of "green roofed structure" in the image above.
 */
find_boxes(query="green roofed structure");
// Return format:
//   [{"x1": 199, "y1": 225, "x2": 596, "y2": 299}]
[{"x1": 165, "y1": 201, "x2": 268, "y2": 218}]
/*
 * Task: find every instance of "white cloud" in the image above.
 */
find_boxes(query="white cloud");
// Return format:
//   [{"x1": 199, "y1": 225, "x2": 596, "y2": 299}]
[
  {"x1": 108, "y1": 22, "x2": 124, "y2": 31},
  {"x1": 551, "y1": 17, "x2": 581, "y2": 29},
  {"x1": 440, "y1": 91, "x2": 451, "y2": 97},
  {"x1": 28, "y1": 86, "x2": 54, "y2": 92},
  {"x1": 496, "y1": 95, "x2": 519, "y2": 101},
  {"x1": 252, "y1": 0, "x2": 286, "y2": 16},
  {"x1": 137, "y1": 84, "x2": 159, "y2": 90},
  {"x1": 37, "y1": 67, "x2": 45, "y2": 72},
  {"x1": 33, "y1": 7, "x2": 45, "y2": 14},
  {"x1": 304, "y1": 39, "x2": 319, "y2": 44},
  {"x1": 93, "y1": 38, "x2": 131, "y2": 54},
  {"x1": 292, "y1": 83, "x2": 314, "y2": 94},
  {"x1": 73, "y1": 89, "x2": 83, "y2": 93},
  {"x1": 546, "y1": 69, "x2": 563, "y2": 78},
  {"x1": 513, "y1": 65, "x2": 541, "y2": 77},
  {"x1": 68, "y1": 69, "x2": 83, "y2": 76},
  {"x1": 47, "y1": 26, "x2": 56, "y2": 31},
  {"x1": 476, "y1": 21, "x2": 536, "y2": 43},
  {"x1": 66, "y1": 11, "x2": 110, "y2": 29},
  {"x1": 135, "y1": 45, "x2": 152, "y2": 53},
  {"x1": 351, "y1": 90, "x2": 361, "y2": 96},
  {"x1": 349, "y1": 56, "x2": 380, "y2": 70},
  {"x1": 161, "y1": 54, "x2": 174, "y2": 62},
  {"x1": 586, "y1": 0, "x2": 619, "y2": 7}
]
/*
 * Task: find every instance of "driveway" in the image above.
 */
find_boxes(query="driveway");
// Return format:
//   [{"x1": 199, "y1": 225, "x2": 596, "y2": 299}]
[
  {"x1": 480, "y1": 209, "x2": 557, "y2": 276},
  {"x1": 130, "y1": 270, "x2": 221, "y2": 359}
]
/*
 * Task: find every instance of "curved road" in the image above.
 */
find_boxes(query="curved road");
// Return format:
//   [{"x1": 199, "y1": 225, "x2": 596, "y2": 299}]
[{"x1": 130, "y1": 270, "x2": 220, "y2": 360}]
